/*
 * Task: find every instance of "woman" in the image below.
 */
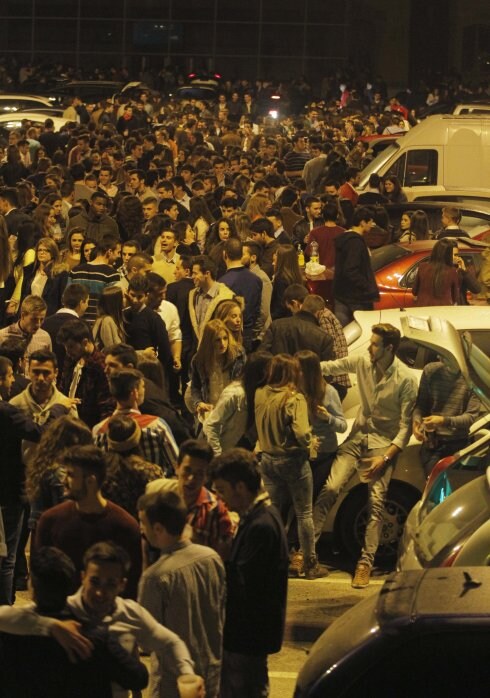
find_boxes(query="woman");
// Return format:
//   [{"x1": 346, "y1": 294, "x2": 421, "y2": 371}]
[
  {"x1": 205, "y1": 217, "x2": 238, "y2": 278},
  {"x1": 203, "y1": 351, "x2": 272, "y2": 455},
  {"x1": 32, "y1": 202, "x2": 58, "y2": 240},
  {"x1": 412, "y1": 238, "x2": 460, "y2": 306},
  {"x1": 396, "y1": 211, "x2": 413, "y2": 242},
  {"x1": 382, "y1": 175, "x2": 408, "y2": 203},
  {"x1": 233, "y1": 210, "x2": 252, "y2": 242},
  {"x1": 245, "y1": 192, "x2": 270, "y2": 221},
  {"x1": 102, "y1": 415, "x2": 164, "y2": 520},
  {"x1": 0, "y1": 145, "x2": 29, "y2": 187},
  {"x1": 80, "y1": 236, "x2": 97, "y2": 264},
  {"x1": 408, "y1": 209, "x2": 431, "y2": 241},
  {"x1": 115, "y1": 194, "x2": 144, "y2": 242},
  {"x1": 271, "y1": 244, "x2": 304, "y2": 319},
  {"x1": 92, "y1": 285, "x2": 126, "y2": 349},
  {"x1": 173, "y1": 221, "x2": 201, "y2": 256},
  {"x1": 212, "y1": 298, "x2": 243, "y2": 346},
  {"x1": 189, "y1": 195, "x2": 214, "y2": 252},
  {"x1": 255, "y1": 354, "x2": 327, "y2": 579},
  {"x1": 41, "y1": 192, "x2": 65, "y2": 243},
  {"x1": 189, "y1": 319, "x2": 246, "y2": 421},
  {"x1": 26, "y1": 416, "x2": 93, "y2": 532},
  {"x1": 21, "y1": 237, "x2": 69, "y2": 315},
  {"x1": 61, "y1": 227, "x2": 85, "y2": 269},
  {"x1": 4, "y1": 220, "x2": 39, "y2": 318}
]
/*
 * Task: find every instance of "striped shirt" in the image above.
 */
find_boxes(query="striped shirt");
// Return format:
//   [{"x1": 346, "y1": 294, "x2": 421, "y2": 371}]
[
  {"x1": 67, "y1": 263, "x2": 120, "y2": 325},
  {"x1": 93, "y1": 408, "x2": 178, "y2": 476}
]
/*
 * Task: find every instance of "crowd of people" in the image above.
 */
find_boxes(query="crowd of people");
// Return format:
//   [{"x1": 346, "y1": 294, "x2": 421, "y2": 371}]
[{"x1": 0, "y1": 75, "x2": 486, "y2": 697}]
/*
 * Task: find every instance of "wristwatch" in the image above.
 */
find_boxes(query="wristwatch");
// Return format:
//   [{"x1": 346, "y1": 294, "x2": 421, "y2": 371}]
[{"x1": 383, "y1": 455, "x2": 391, "y2": 464}]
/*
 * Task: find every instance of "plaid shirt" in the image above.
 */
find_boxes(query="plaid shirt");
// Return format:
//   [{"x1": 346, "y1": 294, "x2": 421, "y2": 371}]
[
  {"x1": 0, "y1": 322, "x2": 52, "y2": 369},
  {"x1": 318, "y1": 308, "x2": 351, "y2": 389},
  {"x1": 93, "y1": 408, "x2": 179, "y2": 477}
]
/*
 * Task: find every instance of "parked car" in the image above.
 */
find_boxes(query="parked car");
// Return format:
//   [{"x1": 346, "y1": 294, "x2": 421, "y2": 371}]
[
  {"x1": 318, "y1": 307, "x2": 490, "y2": 564},
  {"x1": 0, "y1": 94, "x2": 53, "y2": 113},
  {"x1": 383, "y1": 200, "x2": 490, "y2": 241},
  {"x1": 294, "y1": 567, "x2": 490, "y2": 698},
  {"x1": 307, "y1": 238, "x2": 489, "y2": 312},
  {"x1": 0, "y1": 112, "x2": 70, "y2": 137}
]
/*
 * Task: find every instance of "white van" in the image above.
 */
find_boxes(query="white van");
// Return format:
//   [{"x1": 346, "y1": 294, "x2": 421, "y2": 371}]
[{"x1": 359, "y1": 114, "x2": 490, "y2": 201}]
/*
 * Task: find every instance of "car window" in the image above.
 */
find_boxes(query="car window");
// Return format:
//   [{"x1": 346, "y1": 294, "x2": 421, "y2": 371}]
[
  {"x1": 460, "y1": 213, "x2": 490, "y2": 236},
  {"x1": 385, "y1": 152, "x2": 406, "y2": 182},
  {"x1": 335, "y1": 631, "x2": 490, "y2": 698},
  {"x1": 421, "y1": 440, "x2": 490, "y2": 519},
  {"x1": 398, "y1": 257, "x2": 430, "y2": 288},
  {"x1": 465, "y1": 329, "x2": 490, "y2": 356},
  {"x1": 404, "y1": 149, "x2": 438, "y2": 186},
  {"x1": 414, "y1": 475, "x2": 490, "y2": 565},
  {"x1": 370, "y1": 244, "x2": 411, "y2": 272}
]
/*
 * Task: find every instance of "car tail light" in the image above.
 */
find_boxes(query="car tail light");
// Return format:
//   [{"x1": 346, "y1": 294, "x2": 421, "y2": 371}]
[
  {"x1": 441, "y1": 545, "x2": 463, "y2": 567},
  {"x1": 424, "y1": 455, "x2": 456, "y2": 496},
  {"x1": 214, "y1": 73, "x2": 222, "y2": 79},
  {"x1": 188, "y1": 73, "x2": 196, "y2": 78}
]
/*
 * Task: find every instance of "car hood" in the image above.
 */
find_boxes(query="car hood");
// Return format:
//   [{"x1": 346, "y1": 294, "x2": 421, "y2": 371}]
[{"x1": 400, "y1": 314, "x2": 490, "y2": 410}]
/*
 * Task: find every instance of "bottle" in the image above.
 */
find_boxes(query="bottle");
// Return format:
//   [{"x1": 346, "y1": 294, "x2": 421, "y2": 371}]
[
  {"x1": 310, "y1": 239, "x2": 319, "y2": 264},
  {"x1": 297, "y1": 243, "x2": 305, "y2": 269}
]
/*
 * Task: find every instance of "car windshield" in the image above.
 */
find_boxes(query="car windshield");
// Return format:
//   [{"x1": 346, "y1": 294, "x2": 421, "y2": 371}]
[
  {"x1": 415, "y1": 475, "x2": 490, "y2": 565},
  {"x1": 420, "y1": 438, "x2": 490, "y2": 520},
  {"x1": 370, "y1": 244, "x2": 411, "y2": 272},
  {"x1": 359, "y1": 143, "x2": 399, "y2": 186}
]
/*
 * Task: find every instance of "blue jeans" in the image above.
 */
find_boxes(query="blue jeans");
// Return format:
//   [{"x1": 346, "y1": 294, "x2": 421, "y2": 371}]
[
  {"x1": 0, "y1": 503, "x2": 25, "y2": 605},
  {"x1": 261, "y1": 452, "x2": 316, "y2": 561}
]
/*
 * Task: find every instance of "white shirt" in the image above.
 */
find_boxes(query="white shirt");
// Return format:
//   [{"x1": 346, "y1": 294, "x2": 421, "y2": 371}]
[{"x1": 156, "y1": 299, "x2": 182, "y2": 343}]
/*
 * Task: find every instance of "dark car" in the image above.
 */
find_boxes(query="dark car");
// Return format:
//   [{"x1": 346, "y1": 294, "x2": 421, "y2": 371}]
[{"x1": 294, "y1": 567, "x2": 490, "y2": 698}]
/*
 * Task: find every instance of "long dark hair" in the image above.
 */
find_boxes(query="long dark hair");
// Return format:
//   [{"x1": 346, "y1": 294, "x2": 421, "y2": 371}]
[
  {"x1": 13, "y1": 220, "x2": 40, "y2": 269},
  {"x1": 274, "y1": 244, "x2": 303, "y2": 285},
  {"x1": 243, "y1": 351, "x2": 272, "y2": 428},
  {"x1": 429, "y1": 238, "x2": 455, "y2": 297},
  {"x1": 295, "y1": 350, "x2": 326, "y2": 415},
  {"x1": 410, "y1": 210, "x2": 430, "y2": 240}
]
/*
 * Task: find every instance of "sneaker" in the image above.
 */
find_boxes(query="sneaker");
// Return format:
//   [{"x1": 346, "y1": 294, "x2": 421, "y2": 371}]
[
  {"x1": 288, "y1": 550, "x2": 305, "y2": 578},
  {"x1": 351, "y1": 562, "x2": 371, "y2": 588},
  {"x1": 303, "y1": 555, "x2": 329, "y2": 580}
]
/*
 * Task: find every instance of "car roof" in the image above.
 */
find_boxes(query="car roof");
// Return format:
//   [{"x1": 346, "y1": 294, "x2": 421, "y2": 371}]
[
  {"x1": 378, "y1": 568, "x2": 490, "y2": 625},
  {"x1": 0, "y1": 93, "x2": 52, "y2": 103},
  {"x1": 385, "y1": 200, "x2": 490, "y2": 216}
]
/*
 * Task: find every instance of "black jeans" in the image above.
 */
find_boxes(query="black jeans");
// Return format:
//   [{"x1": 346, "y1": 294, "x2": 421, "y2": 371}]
[{"x1": 0, "y1": 503, "x2": 25, "y2": 605}]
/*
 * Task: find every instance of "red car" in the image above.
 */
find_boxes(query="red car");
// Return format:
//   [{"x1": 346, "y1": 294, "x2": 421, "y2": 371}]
[{"x1": 307, "y1": 239, "x2": 488, "y2": 310}]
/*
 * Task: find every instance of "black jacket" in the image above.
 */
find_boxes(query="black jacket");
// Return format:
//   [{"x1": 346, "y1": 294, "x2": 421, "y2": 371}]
[
  {"x1": 260, "y1": 310, "x2": 334, "y2": 360},
  {"x1": 333, "y1": 231, "x2": 379, "y2": 305},
  {"x1": 21, "y1": 264, "x2": 69, "y2": 317},
  {"x1": 140, "y1": 377, "x2": 192, "y2": 444},
  {"x1": 224, "y1": 500, "x2": 289, "y2": 655}
]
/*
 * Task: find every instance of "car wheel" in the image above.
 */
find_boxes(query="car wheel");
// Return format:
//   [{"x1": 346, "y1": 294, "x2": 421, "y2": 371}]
[{"x1": 335, "y1": 481, "x2": 421, "y2": 565}]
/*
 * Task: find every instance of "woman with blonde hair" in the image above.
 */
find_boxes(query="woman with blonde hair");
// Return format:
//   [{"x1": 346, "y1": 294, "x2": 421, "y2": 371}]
[
  {"x1": 255, "y1": 353, "x2": 327, "y2": 579},
  {"x1": 245, "y1": 192, "x2": 270, "y2": 221},
  {"x1": 189, "y1": 318, "x2": 246, "y2": 421},
  {"x1": 92, "y1": 285, "x2": 126, "y2": 348},
  {"x1": 20, "y1": 236, "x2": 69, "y2": 315},
  {"x1": 233, "y1": 210, "x2": 252, "y2": 241},
  {"x1": 212, "y1": 298, "x2": 244, "y2": 346},
  {"x1": 32, "y1": 202, "x2": 58, "y2": 240}
]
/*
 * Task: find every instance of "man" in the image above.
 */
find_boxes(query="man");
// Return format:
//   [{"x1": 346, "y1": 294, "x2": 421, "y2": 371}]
[
  {"x1": 0, "y1": 357, "x2": 68, "y2": 606},
  {"x1": 146, "y1": 439, "x2": 234, "y2": 558},
  {"x1": 42, "y1": 284, "x2": 89, "y2": 370},
  {"x1": 248, "y1": 218, "x2": 280, "y2": 279},
  {"x1": 0, "y1": 541, "x2": 195, "y2": 698},
  {"x1": 138, "y1": 489, "x2": 226, "y2": 698},
  {"x1": 0, "y1": 187, "x2": 31, "y2": 236},
  {"x1": 220, "y1": 238, "x2": 262, "y2": 352},
  {"x1": 38, "y1": 117, "x2": 61, "y2": 159},
  {"x1": 305, "y1": 201, "x2": 345, "y2": 269},
  {"x1": 116, "y1": 250, "x2": 152, "y2": 293},
  {"x1": 261, "y1": 286, "x2": 334, "y2": 360},
  {"x1": 413, "y1": 358, "x2": 481, "y2": 477},
  {"x1": 212, "y1": 449, "x2": 289, "y2": 698},
  {"x1": 146, "y1": 272, "x2": 182, "y2": 373},
  {"x1": 0, "y1": 337, "x2": 29, "y2": 398},
  {"x1": 10, "y1": 350, "x2": 78, "y2": 428},
  {"x1": 152, "y1": 227, "x2": 181, "y2": 285},
  {"x1": 302, "y1": 142, "x2": 330, "y2": 194},
  {"x1": 315, "y1": 324, "x2": 417, "y2": 588},
  {"x1": 34, "y1": 445, "x2": 142, "y2": 597},
  {"x1": 189, "y1": 256, "x2": 234, "y2": 346},
  {"x1": 129, "y1": 169, "x2": 155, "y2": 202},
  {"x1": 322, "y1": 179, "x2": 355, "y2": 228},
  {"x1": 158, "y1": 198, "x2": 180, "y2": 222},
  {"x1": 435, "y1": 206, "x2": 470, "y2": 239},
  {"x1": 103, "y1": 344, "x2": 191, "y2": 445},
  {"x1": 241, "y1": 241, "x2": 271, "y2": 345},
  {"x1": 142, "y1": 196, "x2": 159, "y2": 230},
  {"x1": 97, "y1": 166, "x2": 119, "y2": 199},
  {"x1": 283, "y1": 131, "x2": 311, "y2": 181},
  {"x1": 93, "y1": 368, "x2": 178, "y2": 477},
  {"x1": 57, "y1": 319, "x2": 114, "y2": 428},
  {"x1": 266, "y1": 208, "x2": 292, "y2": 244},
  {"x1": 171, "y1": 175, "x2": 191, "y2": 210},
  {"x1": 118, "y1": 239, "x2": 141, "y2": 283},
  {"x1": 67, "y1": 235, "x2": 121, "y2": 325},
  {"x1": 0, "y1": 546, "x2": 149, "y2": 698},
  {"x1": 166, "y1": 256, "x2": 195, "y2": 398},
  {"x1": 0, "y1": 295, "x2": 52, "y2": 360},
  {"x1": 333, "y1": 205, "x2": 379, "y2": 326},
  {"x1": 292, "y1": 196, "x2": 324, "y2": 247},
  {"x1": 338, "y1": 167, "x2": 360, "y2": 206},
  {"x1": 67, "y1": 191, "x2": 120, "y2": 243}
]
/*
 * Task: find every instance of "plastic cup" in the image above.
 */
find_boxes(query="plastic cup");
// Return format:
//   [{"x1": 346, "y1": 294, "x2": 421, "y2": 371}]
[{"x1": 177, "y1": 675, "x2": 205, "y2": 698}]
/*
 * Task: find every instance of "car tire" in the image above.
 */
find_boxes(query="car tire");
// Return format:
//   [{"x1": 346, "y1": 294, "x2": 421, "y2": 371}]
[{"x1": 335, "y1": 480, "x2": 421, "y2": 565}]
